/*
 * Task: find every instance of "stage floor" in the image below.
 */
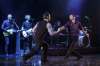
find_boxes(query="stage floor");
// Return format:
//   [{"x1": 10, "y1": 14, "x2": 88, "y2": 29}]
[
  {"x1": 0, "y1": 54, "x2": 100, "y2": 66},
  {"x1": 44, "y1": 55, "x2": 100, "y2": 66}
]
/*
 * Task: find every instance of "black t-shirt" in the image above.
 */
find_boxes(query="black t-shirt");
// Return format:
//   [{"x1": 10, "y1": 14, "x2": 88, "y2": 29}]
[
  {"x1": 2, "y1": 19, "x2": 17, "y2": 31},
  {"x1": 64, "y1": 21, "x2": 82, "y2": 36},
  {"x1": 22, "y1": 20, "x2": 35, "y2": 30},
  {"x1": 34, "y1": 20, "x2": 47, "y2": 41}
]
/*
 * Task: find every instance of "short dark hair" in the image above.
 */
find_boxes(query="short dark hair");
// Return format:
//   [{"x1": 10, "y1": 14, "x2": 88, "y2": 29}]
[
  {"x1": 69, "y1": 13, "x2": 76, "y2": 17},
  {"x1": 43, "y1": 12, "x2": 50, "y2": 19}
]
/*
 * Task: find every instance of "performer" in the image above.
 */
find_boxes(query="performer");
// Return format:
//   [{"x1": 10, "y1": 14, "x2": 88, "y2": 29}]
[
  {"x1": 23, "y1": 12, "x2": 61, "y2": 63},
  {"x1": 1, "y1": 14, "x2": 18, "y2": 55},
  {"x1": 21, "y1": 15, "x2": 34, "y2": 54},
  {"x1": 59, "y1": 14, "x2": 85, "y2": 60}
]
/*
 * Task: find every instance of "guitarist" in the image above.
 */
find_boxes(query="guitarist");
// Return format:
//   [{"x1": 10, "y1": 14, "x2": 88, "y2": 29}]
[
  {"x1": 21, "y1": 15, "x2": 35, "y2": 54},
  {"x1": 1, "y1": 14, "x2": 18, "y2": 55}
]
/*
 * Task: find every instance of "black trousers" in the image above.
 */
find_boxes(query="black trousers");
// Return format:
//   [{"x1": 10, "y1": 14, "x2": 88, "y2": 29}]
[
  {"x1": 4, "y1": 34, "x2": 16, "y2": 54},
  {"x1": 66, "y1": 36, "x2": 82, "y2": 58},
  {"x1": 23, "y1": 34, "x2": 48, "y2": 62},
  {"x1": 23, "y1": 36, "x2": 32, "y2": 51}
]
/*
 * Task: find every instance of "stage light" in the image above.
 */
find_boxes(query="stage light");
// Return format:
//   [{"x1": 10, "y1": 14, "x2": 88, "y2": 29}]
[{"x1": 66, "y1": 0, "x2": 85, "y2": 15}]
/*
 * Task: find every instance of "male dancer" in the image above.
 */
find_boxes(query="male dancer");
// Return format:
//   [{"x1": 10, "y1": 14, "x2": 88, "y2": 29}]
[
  {"x1": 23, "y1": 12, "x2": 61, "y2": 63},
  {"x1": 59, "y1": 14, "x2": 84, "y2": 60}
]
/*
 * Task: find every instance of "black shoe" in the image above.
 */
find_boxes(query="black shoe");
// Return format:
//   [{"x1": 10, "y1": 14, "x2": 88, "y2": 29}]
[
  {"x1": 64, "y1": 54, "x2": 69, "y2": 59},
  {"x1": 42, "y1": 59, "x2": 48, "y2": 65},
  {"x1": 76, "y1": 56, "x2": 83, "y2": 61},
  {"x1": 23, "y1": 50, "x2": 35, "y2": 61}
]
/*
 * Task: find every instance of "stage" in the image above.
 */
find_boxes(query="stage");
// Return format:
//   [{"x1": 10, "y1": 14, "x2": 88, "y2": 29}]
[
  {"x1": 0, "y1": 47, "x2": 99, "y2": 66},
  {"x1": 0, "y1": 54, "x2": 100, "y2": 66},
  {"x1": 0, "y1": 0, "x2": 99, "y2": 66}
]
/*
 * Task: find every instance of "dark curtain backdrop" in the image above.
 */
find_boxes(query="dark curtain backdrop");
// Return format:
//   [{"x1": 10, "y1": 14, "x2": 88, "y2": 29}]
[{"x1": 0, "y1": 0, "x2": 99, "y2": 47}]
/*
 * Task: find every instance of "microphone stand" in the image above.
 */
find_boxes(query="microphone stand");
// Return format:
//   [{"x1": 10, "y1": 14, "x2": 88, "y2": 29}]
[
  {"x1": 12, "y1": 19, "x2": 19, "y2": 30},
  {"x1": 12, "y1": 19, "x2": 21, "y2": 61}
]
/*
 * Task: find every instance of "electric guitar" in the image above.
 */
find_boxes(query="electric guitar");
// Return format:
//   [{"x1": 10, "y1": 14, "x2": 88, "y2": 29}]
[
  {"x1": 3, "y1": 29, "x2": 22, "y2": 36},
  {"x1": 22, "y1": 28, "x2": 32, "y2": 38}
]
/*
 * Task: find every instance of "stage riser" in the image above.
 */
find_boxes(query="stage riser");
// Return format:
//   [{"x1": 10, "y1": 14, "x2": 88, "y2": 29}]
[
  {"x1": 47, "y1": 48, "x2": 100, "y2": 56},
  {"x1": 0, "y1": 47, "x2": 100, "y2": 55}
]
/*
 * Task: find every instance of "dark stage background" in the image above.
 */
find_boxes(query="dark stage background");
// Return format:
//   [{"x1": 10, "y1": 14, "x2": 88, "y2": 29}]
[{"x1": 0, "y1": 0, "x2": 99, "y2": 54}]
